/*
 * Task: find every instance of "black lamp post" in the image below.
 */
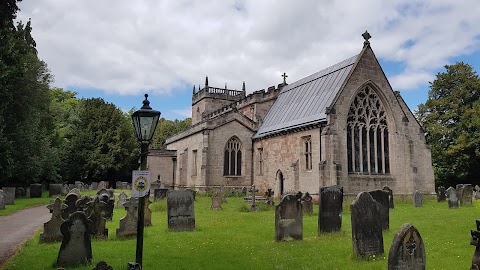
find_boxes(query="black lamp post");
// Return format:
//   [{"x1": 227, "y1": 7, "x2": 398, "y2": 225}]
[{"x1": 130, "y1": 94, "x2": 160, "y2": 269}]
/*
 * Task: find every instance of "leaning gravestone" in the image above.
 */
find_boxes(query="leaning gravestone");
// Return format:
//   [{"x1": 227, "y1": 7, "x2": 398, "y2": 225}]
[
  {"x1": 382, "y1": 186, "x2": 394, "y2": 209},
  {"x1": 456, "y1": 184, "x2": 464, "y2": 206},
  {"x1": 116, "y1": 192, "x2": 128, "y2": 208},
  {"x1": 301, "y1": 192, "x2": 313, "y2": 214},
  {"x1": 446, "y1": 186, "x2": 459, "y2": 208},
  {"x1": 57, "y1": 211, "x2": 94, "y2": 267},
  {"x1": 436, "y1": 186, "x2": 446, "y2": 202},
  {"x1": 49, "y1": 184, "x2": 63, "y2": 197},
  {"x1": 463, "y1": 184, "x2": 473, "y2": 206},
  {"x1": 116, "y1": 198, "x2": 138, "y2": 237},
  {"x1": 40, "y1": 198, "x2": 67, "y2": 242},
  {"x1": 275, "y1": 193, "x2": 303, "y2": 241},
  {"x1": 210, "y1": 193, "x2": 222, "y2": 210},
  {"x1": 413, "y1": 190, "x2": 423, "y2": 207},
  {"x1": 30, "y1": 183, "x2": 43, "y2": 198},
  {"x1": 351, "y1": 192, "x2": 384, "y2": 258},
  {"x1": 0, "y1": 190, "x2": 6, "y2": 210},
  {"x1": 470, "y1": 220, "x2": 480, "y2": 270},
  {"x1": 388, "y1": 223, "x2": 426, "y2": 270},
  {"x1": 369, "y1": 189, "x2": 390, "y2": 230},
  {"x1": 167, "y1": 191, "x2": 195, "y2": 231},
  {"x1": 3, "y1": 187, "x2": 15, "y2": 205},
  {"x1": 318, "y1": 186, "x2": 343, "y2": 233}
]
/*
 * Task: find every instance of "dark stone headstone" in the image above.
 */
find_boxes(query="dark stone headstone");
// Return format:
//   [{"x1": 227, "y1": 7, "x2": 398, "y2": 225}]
[
  {"x1": 275, "y1": 193, "x2": 303, "y2": 241},
  {"x1": 0, "y1": 190, "x2": 6, "y2": 210},
  {"x1": 56, "y1": 211, "x2": 94, "y2": 267},
  {"x1": 369, "y1": 189, "x2": 390, "y2": 230},
  {"x1": 301, "y1": 192, "x2": 313, "y2": 214},
  {"x1": 463, "y1": 184, "x2": 473, "y2": 206},
  {"x1": 116, "y1": 198, "x2": 138, "y2": 237},
  {"x1": 167, "y1": 191, "x2": 195, "y2": 231},
  {"x1": 117, "y1": 192, "x2": 128, "y2": 208},
  {"x1": 29, "y1": 184, "x2": 43, "y2": 198},
  {"x1": 97, "y1": 189, "x2": 115, "y2": 221},
  {"x1": 62, "y1": 193, "x2": 79, "y2": 220},
  {"x1": 210, "y1": 193, "x2": 222, "y2": 210},
  {"x1": 318, "y1": 186, "x2": 343, "y2": 233},
  {"x1": 49, "y1": 184, "x2": 63, "y2": 197},
  {"x1": 413, "y1": 190, "x2": 423, "y2": 207},
  {"x1": 446, "y1": 186, "x2": 458, "y2": 208},
  {"x1": 2, "y1": 187, "x2": 15, "y2": 205},
  {"x1": 351, "y1": 192, "x2": 384, "y2": 258},
  {"x1": 382, "y1": 186, "x2": 394, "y2": 209},
  {"x1": 40, "y1": 198, "x2": 67, "y2": 243},
  {"x1": 154, "y1": 188, "x2": 168, "y2": 201},
  {"x1": 436, "y1": 186, "x2": 446, "y2": 202},
  {"x1": 388, "y1": 223, "x2": 426, "y2": 270},
  {"x1": 93, "y1": 261, "x2": 113, "y2": 270},
  {"x1": 456, "y1": 184, "x2": 464, "y2": 205},
  {"x1": 15, "y1": 187, "x2": 26, "y2": 198},
  {"x1": 470, "y1": 220, "x2": 480, "y2": 270}
]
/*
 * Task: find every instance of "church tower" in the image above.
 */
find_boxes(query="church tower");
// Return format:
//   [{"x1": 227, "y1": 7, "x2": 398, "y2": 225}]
[{"x1": 191, "y1": 76, "x2": 246, "y2": 125}]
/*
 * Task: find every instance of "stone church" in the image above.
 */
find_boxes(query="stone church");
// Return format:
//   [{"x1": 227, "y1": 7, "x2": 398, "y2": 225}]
[{"x1": 147, "y1": 32, "x2": 435, "y2": 196}]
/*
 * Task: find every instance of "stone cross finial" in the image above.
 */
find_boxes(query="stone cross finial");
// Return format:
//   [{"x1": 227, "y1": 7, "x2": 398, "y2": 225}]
[
  {"x1": 282, "y1": 72, "x2": 288, "y2": 84},
  {"x1": 362, "y1": 30, "x2": 371, "y2": 47}
]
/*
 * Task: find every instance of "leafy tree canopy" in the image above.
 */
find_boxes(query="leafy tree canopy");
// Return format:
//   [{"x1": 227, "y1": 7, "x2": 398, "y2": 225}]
[{"x1": 151, "y1": 118, "x2": 191, "y2": 149}]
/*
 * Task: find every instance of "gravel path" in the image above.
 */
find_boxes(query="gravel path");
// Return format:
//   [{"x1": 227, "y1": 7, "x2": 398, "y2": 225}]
[{"x1": 0, "y1": 205, "x2": 50, "y2": 267}]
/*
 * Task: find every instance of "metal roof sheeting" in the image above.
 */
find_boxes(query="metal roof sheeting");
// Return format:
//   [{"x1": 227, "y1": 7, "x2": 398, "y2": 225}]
[{"x1": 253, "y1": 55, "x2": 358, "y2": 139}]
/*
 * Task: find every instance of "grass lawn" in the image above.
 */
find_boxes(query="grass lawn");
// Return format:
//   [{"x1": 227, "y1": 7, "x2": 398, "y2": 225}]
[
  {"x1": 0, "y1": 192, "x2": 52, "y2": 216},
  {"x1": 1, "y1": 195, "x2": 478, "y2": 270}
]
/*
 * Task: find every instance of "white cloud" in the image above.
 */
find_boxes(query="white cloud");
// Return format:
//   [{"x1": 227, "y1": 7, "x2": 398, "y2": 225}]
[
  {"x1": 16, "y1": 0, "x2": 480, "y2": 95},
  {"x1": 171, "y1": 108, "x2": 192, "y2": 119}
]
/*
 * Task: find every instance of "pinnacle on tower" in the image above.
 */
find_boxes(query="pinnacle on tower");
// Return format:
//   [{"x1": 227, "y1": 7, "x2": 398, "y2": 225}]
[
  {"x1": 192, "y1": 85, "x2": 196, "y2": 95},
  {"x1": 205, "y1": 76, "x2": 209, "y2": 87},
  {"x1": 242, "y1": 81, "x2": 246, "y2": 92}
]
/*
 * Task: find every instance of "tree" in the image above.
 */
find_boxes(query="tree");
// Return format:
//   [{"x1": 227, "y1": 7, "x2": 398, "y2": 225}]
[
  {"x1": 151, "y1": 118, "x2": 192, "y2": 149},
  {"x1": 417, "y1": 62, "x2": 480, "y2": 187}
]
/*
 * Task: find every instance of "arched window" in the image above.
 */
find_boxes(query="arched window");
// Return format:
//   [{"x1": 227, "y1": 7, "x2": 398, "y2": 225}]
[
  {"x1": 224, "y1": 137, "x2": 242, "y2": 176},
  {"x1": 347, "y1": 86, "x2": 390, "y2": 174}
]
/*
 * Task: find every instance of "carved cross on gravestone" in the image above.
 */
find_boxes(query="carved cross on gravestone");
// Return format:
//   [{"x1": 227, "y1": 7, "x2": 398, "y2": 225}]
[
  {"x1": 388, "y1": 223, "x2": 425, "y2": 270},
  {"x1": 250, "y1": 185, "x2": 257, "y2": 211},
  {"x1": 41, "y1": 197, "x2": 68, "y2": 242}
]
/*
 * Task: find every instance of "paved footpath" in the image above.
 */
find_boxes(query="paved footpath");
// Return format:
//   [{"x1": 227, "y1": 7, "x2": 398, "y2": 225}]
[{"x1": 0, "y1": 205, "x2": 50, "y2": 267}]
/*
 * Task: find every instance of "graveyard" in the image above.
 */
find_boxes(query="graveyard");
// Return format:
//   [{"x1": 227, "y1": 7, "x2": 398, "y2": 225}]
[{"x1": 1, "y1": 189, "x2": 479, "y2": 270}]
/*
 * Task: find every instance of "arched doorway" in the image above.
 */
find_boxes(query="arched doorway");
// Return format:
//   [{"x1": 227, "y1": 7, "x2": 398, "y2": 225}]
[{"x1": 276, "y1": 170, "x2": 284, "y2": 196}]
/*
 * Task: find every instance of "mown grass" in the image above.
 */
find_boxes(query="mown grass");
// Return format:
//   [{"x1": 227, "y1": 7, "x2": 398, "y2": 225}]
[
  {"x1": 1, "y1": 195, "x2": 478, "y2": 270},
  {"x1": 0, "y1": 192, "x2": 52, "y2": 216}
]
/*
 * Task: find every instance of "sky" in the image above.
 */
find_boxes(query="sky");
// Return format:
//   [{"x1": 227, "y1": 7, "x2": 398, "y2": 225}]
[{"x1": 16, "y1": 0, "x2": 480, "y2": 120}]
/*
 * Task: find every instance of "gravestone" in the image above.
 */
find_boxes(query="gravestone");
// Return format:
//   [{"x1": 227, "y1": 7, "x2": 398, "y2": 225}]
[
  {"x1": 41, "y1": 198, "x2": 67, "y2": 243},
  {"x1": 318, "y1": 186, "x2": 343, "y2": 233},
  {"x1": 121, "y1": 182, "x2": 128, "y2": 190},
  {"x1": 265, "y1": 188, "x2": 274, "y2": 205},
  {"x1": 0, "y1": 190, "x2": 6, "y2": 210},
  {"x1": 301, "y1": 192, "x2": 313, "y2": 214},
  {"x1": 456, "y1": 184, "x2": 464, "y2": 206},
  {"x1": 97, "y1": 189, "x2": 115, "y2": 221},
  {"x1": 75, "y1": 181, "x2": 83, "y2": 190},
  {"x1": 93, "y1": 261, "x2": 113, "y2": 270},
  {"x1": 97, "y1": 181, "x2": 108, "y2": 190},
  {"x1": 144, "y1": 198, "x2": 152, "y2": 226},
  {"x1": 61, "y1": 184, "x2": 70, "y2": 196},
  {"x1": 446, "y1": 186, "x2": 459, "y2": 208},
  {"x1": 463, "y1": 184, "x2": 473, "y2": 206},
  {"x1": 15, "y1": 187, "x2": 26, "y2": 198},
  {"x1": 90, "y1": 182, "x2": 98, "y2": 190},
  {"x1": 117, "y1": 192, "x2": 128, "y2": 208},
  {"x1": 49, "y1": 184, "x2": 63, "y2": 197},
  {"x1": 87, "y1": 196, "x2": 108, "y2": 238},
  {"x1": 62, "y1": 192, "x2": 79, "y2": 220},
  {"x1": 167, "y1": 191, "x2": 195, "y2": 231},
  {"x1": 57, "y1": 211, "x2": 94, "y2": 267},
  {"x1": 210, "y1": 193, "x2": 222, "y2": 210},
  {"x1": 275, "y1": 193, "x2": 303, "y2": 241},
  {"x1": 30, "y1": 183, "x2": 43, "y2": 198},
  {"x1": 388, "y1": 223, "x2": 426, "y2": 270},
  {"x1": 413, "y1": 190, "x2": 423, "y2": 207},
  {"x1": 116, "y1": 198, "x2": 138, "y2": 237},
  {"x1": 154, "y1": 188, "x2": 168, "y2": 201},
  {"x1": 382, "y1": 186, "x2": 394, "y2": 209},
  {"x1": 436, "y1": 186, "x2": 446, "y2": 202},
  {"x1": 150, "y1": 182, "x2": 161, "y2": 194},
  {"x1": 470, "y1": 220, "x2": 480, "y2": 270},
  {"x1": 116, "y1": 181, "x2": 122, "y2": 189},
  {"x1": 369, "y1": 189, "x2": 390, "y2": 230},
  {"x1": 68, "y1": 188, "x2": 81, "y2": 197},
  {"x1": 2, "y1": 187, "x2": 15, "y2": 205},
  {"x1": 25, "y1": 188, "x2": 30, "y2": 198},
  {"x1": 475, "y1": 186, "x2": 480, "y2": 200},
  {"x1": 351, "y1": 192, "x2": 384, "y2": 258}
]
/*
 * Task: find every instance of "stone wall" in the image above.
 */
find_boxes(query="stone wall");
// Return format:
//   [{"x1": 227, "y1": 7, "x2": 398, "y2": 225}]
[{"x1": 147, "y1": 150, "x2": 176, "y2": 188}]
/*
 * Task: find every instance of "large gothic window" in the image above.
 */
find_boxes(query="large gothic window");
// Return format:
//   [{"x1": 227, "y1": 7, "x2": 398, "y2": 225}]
[
  {"x1": 347, "y1": 86, "x2": 390, "y2": 174},
  {"x1": 224, "y1": 137, "x2": 242, "y2": 176}
]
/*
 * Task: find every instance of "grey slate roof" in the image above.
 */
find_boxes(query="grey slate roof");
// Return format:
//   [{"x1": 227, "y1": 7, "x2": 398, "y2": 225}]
[{"x1": 253, "y1": 55, "x2": 358, "y2": 139}]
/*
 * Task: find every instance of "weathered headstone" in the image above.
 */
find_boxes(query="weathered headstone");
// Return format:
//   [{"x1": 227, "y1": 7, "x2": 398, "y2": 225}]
[
  {"x1": 463, "y1": 184, "x2": 473, "y2": 206},
  {"x1": 61, "y1": 184, "x2": 70, "y2": 196},
  {"x1": 369, "y1": 189, "x2": 390, "y2": 230},
  {"x1": 351, "y1": 192, "x2": 384, "y2": 258},
  {"x1": 388, "y1": 223, "x2": 426, "y2": 270},
  {"x1": 62, "y1": 192, "x2": 79, "y2": 220},
  {"x1": 470, "y1": 220, "x2": 480, "y2": 270},
  {"x1": 97, "y1": 189, "x2": 115, "y2": 221},
  {"x1": 115, "y1": 181, "x2": 122, "y2": 189},
  {"x1": 93, "y1": 260, "x2": 113, "y2": 270},
  {"x1": 56, "y1": 211, "x2": 94, "y2": 267},
  {"x1": 167, "y1": 191, "x2": 195, "y2": 231},
  {"x1": 116, "y1": 198, "x2": 138, "y2": 237},
  {"x1": 121, "y1": 182, "x2": 128, "y2": 190},
  {"x1": 87, "y1": 196, "x2": 108, "y2": 238},
  {"x1": 30, "y1": 183, "x2": 43, "y2": 198},
  {"x1": 265, "y1": 188, "x2": 274, "y2": 205},
  {"x1": 436, "y1": 186, "x2": 446, "y2": 202},
  {"x1": 2, "y1": 187, "x2": 15, "y2": 205},
  {"x1": 49, "y1": 184, "x2": 63, "y2": 197},
  {"x1": 25, "y1": 188, "x2": 30, "y2": 198},
  {"x1": 382, "y1": 185, "x2": 394, "y2": 209},
  {"x1": 413, "y1": 190, "x2": 423, "y2": 207},
  {"x1": 41, "y1": 198, "x2": 67, "y2": 243},
  {"x1": 15, "y1": 187, "x2": 26, "y2": 198},
  {"x1": 144, "y1": 198, "x2": 152, "y2": 226},
  {"x1": 456, "y1": 184, "x2": 464, "y2": 206},
  {"x1": 301, "y1": 192, "x2": 313, "y2": 214},
  {"x1": 318, "y1": 186, "x2": 343, "y2": 233},
  {"x1": 446, "y1": 186, "x2": 459, "y2": 208},
  {"x1": 275, "y1": 193, "x2": 303, "y2": 241},
  {"x1": 117, "y1": 192, "x2": 128, "y2": 208},
  {"x1": 210, "y1": 193, "x2": 222, "y2": 210},
  {"x1": 97, "y1": 181, "x2": 108, "y2": 190},
  {"x1": 154, "y1": 188, "x2": 168, "y2": 201},
  {"x1": 75, "y1": 181, "x2": 83, "y2": 190},
  {"x1": 0, "y1": 190, "x2": 6, "y2": 210},
  {"x1": 90, "y1": 182, "x2": 98, "y2": 190}
]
